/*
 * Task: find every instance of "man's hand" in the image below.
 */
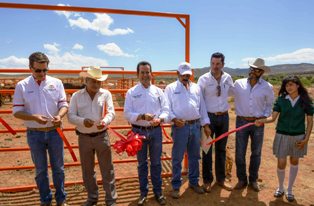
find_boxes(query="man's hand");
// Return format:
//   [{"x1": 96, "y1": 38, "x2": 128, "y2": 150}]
[
  {"x1": 32, "y1": 114, "x2": 49, "y2": 125},
  {"x1": 150, "y1": 118, "x2": 161, "y2": 126},
  {"x1": 203, "y1": 124, "x2": 212, "y2": 138},
  {"x1": 84, "y1": 118, "x2": 94, "y2": 128},
  {"x1": 143, "y1": 113, "x2": 155, "y2": 121},
  {"x1": 255, "y1": 119, "x2": 265, "y2": 127},
  {"x1": 52, "y1": 115, "x2": 62, "y2": 127},
  {"x1": 173, "y1": 118, "x2": 185, "y2": 128},
  {"x1": 96, "y1": 119, "x2": 106, "y2": 130}
]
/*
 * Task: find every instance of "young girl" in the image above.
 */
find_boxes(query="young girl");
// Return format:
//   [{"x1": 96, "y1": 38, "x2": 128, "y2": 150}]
[{"x1": 256, "y1": 76, "x2": 313, "y2": 202}]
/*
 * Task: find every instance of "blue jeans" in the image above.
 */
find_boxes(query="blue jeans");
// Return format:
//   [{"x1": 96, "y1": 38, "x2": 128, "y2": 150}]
[
  {"x1": 133, "y1": 126, "x2": 162, "y2": 197},
  {"x1": 171, "y1": 121, "x2": 201, "y2": 190},
  {"x1": 27, "y1": 129, "x2": 66, "y2": 204},
  {"x1": 202, "y1": 113, "x2": 229, "y2": 183},
  {"x1": 235, "y1": 117, "x2": 264, "y2": 183}
]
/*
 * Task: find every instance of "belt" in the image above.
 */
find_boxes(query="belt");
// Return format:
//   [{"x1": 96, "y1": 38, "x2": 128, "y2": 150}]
[
  {"x1": 237, "y1": 116, "x2": 263, "y2": 122},
  {"x1": 76, "y1": 129, "x2": 107, "y2": 137},
  {"x1": 27, "y1": 126, "x2": 58, "y2": 132},
  {"x1": 132, "y1": 124, "x2": 160, "y2": 130},
  {"x1": 208, "y1": 111, "x2": 228, "y2": 116},
  {"x1": 185, "y1": 119, "x2": 200, "y2": 125}
]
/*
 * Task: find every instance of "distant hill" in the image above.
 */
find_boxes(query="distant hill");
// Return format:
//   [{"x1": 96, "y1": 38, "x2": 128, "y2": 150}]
[{"x1": 193, "y1": 63, "x2": 314, "y2": 78}]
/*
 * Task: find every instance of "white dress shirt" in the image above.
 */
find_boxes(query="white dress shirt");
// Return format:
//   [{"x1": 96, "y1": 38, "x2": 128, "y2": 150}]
[
  {"x1": 231, "y1": 78, "x2": 274, "y2": 117},
  {"x1": 13, "y1": 75, "x2": 68, "y2": 128},
  {"x1": 68, "y1": 88, "x2": 115, "y2": 133},
  {"x1": 124, "y1": 83, "x2": 169, "y2": 126},
  {"x1": 197, "y1": 71, "x2": 233, "y2": 113},
  {"x1": 164, "y1": 80, "x2": 210, "y2": 126}
]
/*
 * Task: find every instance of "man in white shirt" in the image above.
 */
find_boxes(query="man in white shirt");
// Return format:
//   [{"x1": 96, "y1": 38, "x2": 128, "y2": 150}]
[
  {"x1": 164, "y1": 62, "x2": 211, "y2": 199},
  {"x1": 124, "y1": 61, "x2": 169, "y2": 206},
  {"x1": 68, "y1": 67, "x2": 117, "y2": 206},
  {"x1": 13, "y1": 52, "x2": 68, "y2": 206},
  {"x1": 231, "y1": 58, "x2": 274, "y2": 192},
  {"x1": 197, "y1": 52, "x2": 234, "y2": 192}
]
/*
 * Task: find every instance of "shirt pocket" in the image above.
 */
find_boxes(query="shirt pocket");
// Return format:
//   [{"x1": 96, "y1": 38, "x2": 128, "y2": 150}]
[{"x1": 43, "y1": 87, "x2": 59, "y2": 102}]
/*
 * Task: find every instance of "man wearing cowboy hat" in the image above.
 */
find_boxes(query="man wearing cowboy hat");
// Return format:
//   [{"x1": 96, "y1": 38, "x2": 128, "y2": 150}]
[
  {"x1": 231, "y1": 58, "x2": 274, "y2": 192},
  {"x1": 68, "y1": 66, "x2": 117, "y2": 206}
]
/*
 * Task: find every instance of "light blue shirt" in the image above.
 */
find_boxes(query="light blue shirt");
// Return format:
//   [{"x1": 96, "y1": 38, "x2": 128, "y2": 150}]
[
  {"x1": 124, "y1": 83, "x2": 169, "y2": 126},
  {"x1": 164, "y1": 80, "x2": 210, "y2": 126},
  {"x1": 231, "y1": 78, "x2": 274, "y2": 117}
]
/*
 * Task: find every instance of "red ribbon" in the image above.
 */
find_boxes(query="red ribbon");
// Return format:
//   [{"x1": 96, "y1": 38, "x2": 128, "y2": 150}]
[
  {"x1": 109, "y1": 127, "x2": 146, "y2": 156},
  {"x1": 0, "y1": 117, "x2": 17, "y2": 135},
  {"x1": 206, "y1": 122, "x2": 255, "y2": 146},
  {"x1": 56, "y1": 127, "x2": 78, "y2": 162}
]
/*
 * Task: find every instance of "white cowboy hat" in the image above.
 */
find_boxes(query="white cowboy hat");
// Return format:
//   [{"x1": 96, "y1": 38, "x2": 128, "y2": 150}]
[
  {"x1": 249, "y1": 58, "x2": 271, "y2": 73},
  {"x1": 178, "y1": 62, "x2": 192, "y2": 75},
  {"x1": 79, "y1": 66, "x2": 108, "y2": 81}
]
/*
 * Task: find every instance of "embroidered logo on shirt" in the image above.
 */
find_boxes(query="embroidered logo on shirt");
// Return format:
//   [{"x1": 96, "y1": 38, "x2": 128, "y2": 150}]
[
  {"x1": 174, "y1": 91, "x2": 181, "y2": 94},
  {"x1": 27, "y1": 91, "x2": 34, "y2": 93},
  {"x1": 47, "y1": 84, "x2": 56, "y2": 91},
  {"x1": 132, "y1": 94, "x2": 142, "y2": 98}
]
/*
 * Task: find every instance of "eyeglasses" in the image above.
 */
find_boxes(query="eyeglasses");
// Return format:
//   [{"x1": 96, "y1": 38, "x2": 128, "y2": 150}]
[
  {"x1": 33, "y1": 68, "x2": 48, "y2": 73},
  {"x1": 216, "y1": 85, "x2": 221, "y2": 97},
  {"x1": 250, "y1": 67, "x2": 263, "y2": 73}
]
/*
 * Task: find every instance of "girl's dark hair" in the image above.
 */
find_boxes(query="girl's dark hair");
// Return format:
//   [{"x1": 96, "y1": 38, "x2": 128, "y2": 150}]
[{"x1": 278, "y1": 75, "x2": 312, "y2": 111}]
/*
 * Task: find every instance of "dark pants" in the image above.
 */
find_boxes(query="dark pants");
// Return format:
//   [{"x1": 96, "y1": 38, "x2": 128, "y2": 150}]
[
  {"x1": 202, "y1": 113, "x2": 229, "y2": 184},
  {"x1": 133, "y1": 126, "x2": 163, "y2": 197},
  {"x1": 235, "y1": 117, "x2": 264, "y2": 183},
  {"x1": 78, "y1": 131, "x2": 117, "y2": 205}
]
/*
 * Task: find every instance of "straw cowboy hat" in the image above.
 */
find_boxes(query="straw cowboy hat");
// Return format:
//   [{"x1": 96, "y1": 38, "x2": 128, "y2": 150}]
[
  {"x1": 79, "y1": 66, "x2": 108, "y2": 81},
  {"x1": 249, "y1": 58, "x2": 271, "y2": 73}
]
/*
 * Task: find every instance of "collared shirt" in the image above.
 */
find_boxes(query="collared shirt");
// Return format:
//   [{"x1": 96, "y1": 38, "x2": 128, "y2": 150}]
[
  {"x1": 124, "y1": 83, "x2": 169, "y2": 126},
  {"x1": 197, "y1": 71, "x2": 233, "y2": 113},
  {"x1": 13, "y1": 75, "x2": 68, "y2": 128},
  {"x1": 164, "y1": 80, "x2": 210, "y2": 126},
  {"x1": 231, "y1": 78, "x2": 274, "y2": 117},
  {"x1": 286, "y1": 95, "x2": 300, "y2": 107},
  {"x1": 68, "y1": 88, "x2": 115, "y2": 133}
]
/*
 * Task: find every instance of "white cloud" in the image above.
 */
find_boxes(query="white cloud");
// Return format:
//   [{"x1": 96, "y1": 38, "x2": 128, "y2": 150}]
[
  {"x1": 97, "y1": 43, "x2": 134, "y2": 57},
  {"x1": 0, "y1": 56, "x2": 28, "y2": 67},
  {"x1": 55, "y1": 4, "x2": 74, "y2": 19},
  {"x1": 0, "y1": 53, "x2": 108, "y2": 69},
  {"x1": 44, "y1": 43, "x2": 60, "y2": 54},
  {"x1": 242, "y1": 48, "x2": 314, "y2": 66},
  {"x1": 65, "y1": 13, "x2": 134, "y2": 36},
  {"x1": 72, "y1": 43, "x2": 84, "y2": 50}
]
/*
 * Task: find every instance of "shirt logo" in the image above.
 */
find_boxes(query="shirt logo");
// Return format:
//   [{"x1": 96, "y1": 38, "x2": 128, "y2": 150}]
[
  {"x1": 174, "y1": 91, "x2": 181, "y2": 94},
  {"x1": 132, "y1": 94, "x2": 142, "y2": 98},
  {"x1": 27, "y1": 91, "x2": 34, "y2": 93},
  {"x1": 47, "y1": 84, "x2": 56, "y2": 91}
]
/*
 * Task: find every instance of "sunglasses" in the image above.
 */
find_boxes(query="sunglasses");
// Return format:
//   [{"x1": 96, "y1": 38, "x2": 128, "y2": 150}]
[
  {"x1": 250, "y1": 67, "x2": 263, "y2": 73},
  {"x1": 33, "y1": 68, "x2": 48, "y2": 73},
  {"x1": 216, "y1": 85, "x2": 221, "y2": 97}
]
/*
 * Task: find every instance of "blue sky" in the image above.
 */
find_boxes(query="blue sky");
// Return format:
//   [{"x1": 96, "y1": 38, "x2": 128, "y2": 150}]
[{"x1": 0, "y1": 0, "x2": 314, "y2": 71}]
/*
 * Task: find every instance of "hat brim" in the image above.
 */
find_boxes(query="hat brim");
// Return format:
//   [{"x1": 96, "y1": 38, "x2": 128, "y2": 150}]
[
  {"x1": 179, "y1": 70, "x2": 192, "y2": 75},
  {"x1": 249, "y1": 64, "x2": 271, "y2": 73},
  {"x1": 79, "y1": 72, "x2": 108, "y2": 81}
]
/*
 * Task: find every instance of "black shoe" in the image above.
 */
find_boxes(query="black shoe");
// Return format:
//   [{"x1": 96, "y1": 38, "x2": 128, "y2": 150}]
[
  {"x1": 249, "y1": 182, "x2": 261, "y2": 192},
  {"x1": 137, "y1": 195, "x2": 147, "y2": 206},
  {"x1": 233, "y1": 181, "x2": 248, "y2": 190},
  {"x1": 82, "y1": 200, "x2": 97, "y2": 206},
  {"x1": 189, "y1": 184, "x2": 205, "y2": 194},
  {"x1": 155, "y1": 194, "x2": 166, "y2": 205},
  {"x1": 285, "y1": 193, "x2": 295, "y2": 202},
  {"x1": 40, "y1": 203, "x2": 52, "y2": 206}
]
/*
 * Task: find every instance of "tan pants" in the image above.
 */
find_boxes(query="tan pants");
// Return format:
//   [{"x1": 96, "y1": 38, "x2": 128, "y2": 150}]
[{"x1": 78, "y1": 132, "x2": 117, "y2": 205}]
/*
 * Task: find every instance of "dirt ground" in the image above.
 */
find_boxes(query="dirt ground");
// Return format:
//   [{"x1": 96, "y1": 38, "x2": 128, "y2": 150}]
[{"x1": 0, "y1": 88, "x2": 314, "y2": 206}]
